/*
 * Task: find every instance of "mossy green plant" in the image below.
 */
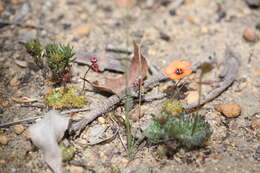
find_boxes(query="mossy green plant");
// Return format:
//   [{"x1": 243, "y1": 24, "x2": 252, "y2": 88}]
[
  {"x1": 45, "y1": 86, "x2": 87, "y2": 109},
  {"x1": 59, "y1": 143, "x2": 75, "y2": 162},
  {"x1": 161, "y1": 99, "x2": 183, "y2": 116},
  {"x1": 145, "y1": 113, "x2": 212, "y2": 150}
]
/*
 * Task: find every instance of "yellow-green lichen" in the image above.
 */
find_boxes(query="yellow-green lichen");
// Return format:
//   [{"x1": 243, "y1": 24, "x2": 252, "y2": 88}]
[
  {"x1": 45, "y1": 86, "x2": 87, "y2": 109},
  {"x1": 161, "y1": 99, "x2": 183, "y2": 116},
  {"x1": 59, "y1": 143, "x2": 75, "y2": 162}
]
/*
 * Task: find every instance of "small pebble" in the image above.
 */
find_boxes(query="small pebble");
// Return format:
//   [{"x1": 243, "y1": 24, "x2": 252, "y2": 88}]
[
  {"x1": 0, "y1": 135, "x2": 9, "y2": 145},
  {"x1": 252, "y1": 70, "x2": 260, "y2": 77},
  {"x1": 200, "y1": 27, "x2": 209, "y2": 34},
  {"x1": 70, "y1": 24, "x2": 91, "y2": 37},
  {"x1": 10, "y1": 0, "x2": 23, "y2": 5},
  {"x1": 15, "y1": 60, "x2": 28, "y2": 68},
  {"x1": 0, "y1": 2, "x2": 5, "y2": 14},
  {"x1": 69, "y1": 166, "x2": 84, "y2": 173},
  {"x1": 115, "y1": 0, "x2": 136, "y2": 8},
  {"x1": 0, "y1": 159, "x2": 6, "y2": 164},
  {"x1": 98, "y1": 117, "x2": 106, "y2": 124},
  {"x1": 254, "y1": 145, "x2": 260, "y2": 161},
  {"x1": 186, "y1": 91, "x2": 199, "y2": 104},
  {"x1": 214, "y1": 104, "x2": 241, "y2": 118},
  {"x1": 23, "y1": 130, "x2": 31, "y2": 140},
  {"x1": 13, "y1": 125, "x2": 25, "y2": 135},
  {"x1": 243, "y1": 28, "x2": 257, "y2": 42},
  {"x1": 9, "y1": 76, "x2": 20, "y2": 87},
  {"x1": 187, "y1": 16, "x2": 198, "y2": 24},
  {"x1": 251, "y1": 113, "x2": 260, "y2": 131}
]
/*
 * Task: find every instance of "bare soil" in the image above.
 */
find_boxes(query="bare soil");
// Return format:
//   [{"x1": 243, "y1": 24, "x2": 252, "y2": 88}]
[{"x1": 0, "y1": 0, "x2": 260, "y2": 173}]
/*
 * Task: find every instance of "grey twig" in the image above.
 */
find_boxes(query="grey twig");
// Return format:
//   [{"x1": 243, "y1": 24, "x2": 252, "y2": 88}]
[
  {"x1": 0, "y1": 108, "x2": 92, "y2": 128},
  {"x1": 106, "y1": 44, "x2": 133, "y2": 54},
  {"x1": 185, "y1": 47, "x2": 240, "y2": 110}
]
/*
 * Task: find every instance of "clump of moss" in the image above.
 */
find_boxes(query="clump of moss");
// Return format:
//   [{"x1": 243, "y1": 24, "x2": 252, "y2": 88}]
[
  {"x1": 161, "y1": 99, "x2": 183, "y2": 116},
  {"x1": 59, "y1": 143, "x2": 75, "y2": 162},
  {"x1": 45, "y1": 86, "x2": 87, "y2": 109},
  {"x1": 145, "y1": 113, "x2": 212, "y2": 150}
]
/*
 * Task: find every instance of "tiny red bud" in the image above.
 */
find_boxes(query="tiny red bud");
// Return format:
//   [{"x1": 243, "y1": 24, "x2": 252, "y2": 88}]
[{"x1": 90, "y1": 57, "x2": 97, "y2": 64}]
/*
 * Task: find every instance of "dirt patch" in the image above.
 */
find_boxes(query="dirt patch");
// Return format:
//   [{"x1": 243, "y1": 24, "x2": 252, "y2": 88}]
[{"x1": 0, "y1": 0, "x2": 260, "y2": 173}]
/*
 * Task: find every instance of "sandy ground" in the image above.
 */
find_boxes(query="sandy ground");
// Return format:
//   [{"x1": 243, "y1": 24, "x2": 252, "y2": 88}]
[{"x1": 0, "y1": 0, "x2": 260, "y2": 173}]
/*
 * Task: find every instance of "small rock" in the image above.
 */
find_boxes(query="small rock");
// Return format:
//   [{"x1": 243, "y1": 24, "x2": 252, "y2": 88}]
[
  {"x1": 243, "y1": 28, "x2": 257, "y2": 42},
  {"x1": 9, "y1": 76, "x2": 20, "y2": 87},
  {"x1": 212, "y1": 153, "x2": 222, "y2": 160},
  {"x1": 214, "y1": 104, "x2": 241, "y2": 118},
  {"x1": 185, "y1": 0, "x2": 193, "y2": 4},
  {"x1": 10, "y1": 0, "x2": 23, "y2": 4},
  {"x1": 251, "y1": 113, "x2": 260, "y2": 131},
  {"x1": 115, "y1": 0, "x2": 136, "y2": 8},
  {"x1": 200, "y1": 27, "x2": 209, "y2": 34},
  {"x1": 0, "y1": 159, "x2": 6, "y2": 164},
  {"x1": 0, "y1": 135, "x2": 9, "y2": 145},
  {"x1": 252, "y1": 70, "x2": 260, "y2": 77},
  {"x1": 0, "y1": 2, "x2": 5, "y2": 14},
  {"x1": 69, "y1": 166, "x2": 84, "y2": 173},
  {"x1": 98, "y1": 117, "x2": 106, "y2": 124},
  {"x1": 13, "y1": 125, "x2": 25, "y2": 135},
  {"x1": 187, "y1": 16, "x2": 198, "y2": 24},
  {"x1": 186, "y1": 91, "x2": 199, "y2": 104},
  {"x1": 70, "y1": 24, "x2": 91, "y2": 37},
  {"x1": 15, "y1": 60, "x2": 28, "y2": 68}
]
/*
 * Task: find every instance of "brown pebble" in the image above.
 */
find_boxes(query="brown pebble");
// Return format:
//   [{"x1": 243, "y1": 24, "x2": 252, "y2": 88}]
[
  {"x1": 10, "y1": 0, "x2": 23, "y2": 4},
  {"x1": 0, "y1": 135, "x2": 9, "y2": 145},
  {"x1": 214, "y1": 104, "x2": 241, "y2": 118},
  {"x1": 97, "y1": 117, "x2": 106, "y2": 124},
  {"x1": 0, "y1": 2, "x2": 5, "y2": 14},
  {"x1": 251, "y1": 113, "x2": 260, "y2": 131},
  {"x1": 212, "y1": 153, "x2": 222, "y2": 160},
  {"x1": 13, "y1": 125, "x2": 25, "y2": 135},
  {"x1": 70, "y1": 24, "x2": 91, "y2": 37},
  {"x1": 69, "y1": 166, "x2": 84, "y2": 173},
  {"x1": 0, "y1": 159, "x2": 6, "y2": 164},
  {"x1": 252, "y1": 71, "x2": 260, "y2": 77},
  {"x1": 200, "y1": 27, "x2": 209, "y2": 34},
  {"x1": 9, "y1": 76, "x2": 20, "y2": 87},
  {"x1": 115, "y1": 0, "x2": 136, "y2": 7},
  {"x1": 243, "y1": 28, "x2": 257, "y2": 42},
  {"x1": 187, "y1": 16, "x2": 198, "y2": 24}
]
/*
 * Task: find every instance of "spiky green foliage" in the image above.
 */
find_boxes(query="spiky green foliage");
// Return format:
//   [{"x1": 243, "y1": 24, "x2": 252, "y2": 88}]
[
  {"x1": 59, "y1": 143, "x2": 75, "y2": 162},
  {"x1": 161, "y1": 99, "x2": 183, "y2": 116},
  {"x1": 45, "y1": 43, "x2": 75, "y2": 81},
  {"x1": 145, "y1": 114, "x2": 212, "y2": 150},
  {"x1": 24, "y1": 39, "x2": 43, "y2": 66}
]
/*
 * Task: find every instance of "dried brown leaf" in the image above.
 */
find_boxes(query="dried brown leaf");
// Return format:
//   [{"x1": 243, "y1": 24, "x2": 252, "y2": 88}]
[{"x1": 89, "y1": 42, "x2": 148, "y2": 94}]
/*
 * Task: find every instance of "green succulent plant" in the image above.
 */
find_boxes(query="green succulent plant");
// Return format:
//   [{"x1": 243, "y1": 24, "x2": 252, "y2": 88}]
[{"x1": 145, "y1": 113, "x2": 212, "y2": 150}]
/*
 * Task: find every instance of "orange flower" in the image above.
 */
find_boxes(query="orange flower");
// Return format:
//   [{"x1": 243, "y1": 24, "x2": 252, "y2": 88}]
[{"x1": 163, "y1": 60, "x2": 192, "y2": 80}]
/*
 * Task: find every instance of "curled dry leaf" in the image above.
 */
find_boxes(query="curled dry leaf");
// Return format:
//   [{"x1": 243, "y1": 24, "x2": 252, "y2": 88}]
[
  {"x1": 86, "y1": 42, "x2": 149, "y2": 94},
  {"x1": 28, "y1": 111, "x2": 70, "y2": 173}
]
